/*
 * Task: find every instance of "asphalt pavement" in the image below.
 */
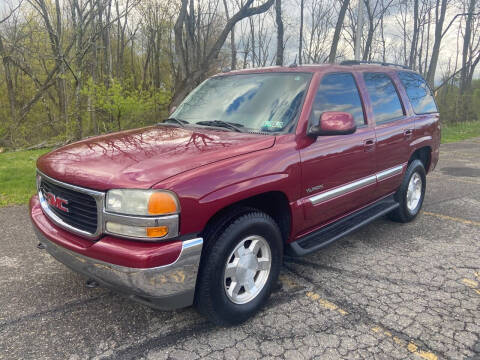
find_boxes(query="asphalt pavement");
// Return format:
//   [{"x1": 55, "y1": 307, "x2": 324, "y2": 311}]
[{"x1": 0, "y1": 138, "x2": 479, "y2": 360}]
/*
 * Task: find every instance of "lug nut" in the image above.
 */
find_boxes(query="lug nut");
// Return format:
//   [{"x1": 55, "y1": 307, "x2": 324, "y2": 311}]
[{"x1": 86, "y1": 278, "x2": 99, "y2": 288}]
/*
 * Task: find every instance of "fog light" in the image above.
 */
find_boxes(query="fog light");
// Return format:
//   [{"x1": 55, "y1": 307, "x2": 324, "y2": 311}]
[
  {"x1": 106, "y1": 222, "x2": 147, "y2": 237},
  {"x1": 106, "y1": 222, "x2": 169, "y2": 239}
]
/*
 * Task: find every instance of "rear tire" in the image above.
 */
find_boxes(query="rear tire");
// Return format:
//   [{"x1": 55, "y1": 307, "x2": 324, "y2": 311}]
[
  {"x1": 195, "y1": 210, "x2": 283, "y2": 326},
  {"x1": 388, "y1": 159, "x2": 426, "y2": 223}
]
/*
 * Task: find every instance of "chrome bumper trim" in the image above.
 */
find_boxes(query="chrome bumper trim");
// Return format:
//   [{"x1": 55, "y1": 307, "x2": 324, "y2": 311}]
[{"x1": 33, "y1": 228, "x2": 203, "y2": 310}]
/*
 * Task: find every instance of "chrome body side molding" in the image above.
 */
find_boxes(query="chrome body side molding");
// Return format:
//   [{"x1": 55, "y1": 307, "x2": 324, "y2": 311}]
[{"x1": 308, "y1": 164, "x2": 404, "y2": 205}]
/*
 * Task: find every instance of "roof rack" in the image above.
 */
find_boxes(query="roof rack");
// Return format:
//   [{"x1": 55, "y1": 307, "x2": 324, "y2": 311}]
[{"x1": 340, "y1": 60, "x2": 410, "y2": 70}]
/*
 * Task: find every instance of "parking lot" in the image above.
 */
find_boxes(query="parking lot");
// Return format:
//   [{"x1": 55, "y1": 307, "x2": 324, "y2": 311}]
[{"x1": 1, "y1": 138, "x2": 479, "y2": 360}]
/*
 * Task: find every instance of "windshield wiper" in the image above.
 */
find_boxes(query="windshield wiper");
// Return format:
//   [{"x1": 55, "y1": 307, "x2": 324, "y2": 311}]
[
  {"x1": 195, "y1": 120, "x2": 244, "y2": 132},
  {"x1": 161, "y1": 117, "x2": 189, "y2": 127}
]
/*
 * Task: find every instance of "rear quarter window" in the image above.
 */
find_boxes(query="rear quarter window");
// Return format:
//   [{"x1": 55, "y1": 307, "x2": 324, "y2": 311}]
[{"x1": 398, "y1": 71, "x2": 438, "y2": 114}]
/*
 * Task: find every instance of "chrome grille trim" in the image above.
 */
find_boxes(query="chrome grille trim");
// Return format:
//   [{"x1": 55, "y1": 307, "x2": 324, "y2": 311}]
[
  {"x1": 37, "y1": 170, "x2": 105, "y2": 239},
  {"x1": 36, "y1": 170, "x2": 180, "y2": 241}
]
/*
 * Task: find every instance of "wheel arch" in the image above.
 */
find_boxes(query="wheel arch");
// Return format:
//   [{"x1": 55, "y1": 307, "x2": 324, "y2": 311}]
[
  {"x1": 201, "y1": 191, "x2": 292, "y2": 245},
  {"x1": 409, "y1": 146, "x2": 432, "y2": 173}
]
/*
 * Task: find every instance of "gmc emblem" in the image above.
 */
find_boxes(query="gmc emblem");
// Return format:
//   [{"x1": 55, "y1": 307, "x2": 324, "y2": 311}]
[{"x1": 46, "y1": 192, "x2": 69, "y2": 212}]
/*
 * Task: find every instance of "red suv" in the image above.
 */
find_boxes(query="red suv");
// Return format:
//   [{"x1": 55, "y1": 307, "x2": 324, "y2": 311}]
[{"x1": 30, "y1": 62, "x2": 440, "y2": 325}]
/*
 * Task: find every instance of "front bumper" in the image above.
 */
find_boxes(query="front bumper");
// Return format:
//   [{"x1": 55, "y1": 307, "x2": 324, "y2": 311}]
[{"x1": 30, "y1": 196, "x2": 203, "y2": 310}]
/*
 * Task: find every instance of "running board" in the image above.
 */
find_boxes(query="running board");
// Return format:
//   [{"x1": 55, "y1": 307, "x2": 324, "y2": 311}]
[{"x1": 287, "y1": 196, "x2": 399, "y2": 257}]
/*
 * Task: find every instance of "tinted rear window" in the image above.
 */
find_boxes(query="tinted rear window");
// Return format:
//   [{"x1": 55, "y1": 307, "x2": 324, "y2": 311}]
[
  {"x1": 364, "y1": 72, "x2": 404, "y2": 123},
  {"x1": 398, "y1": 71, "x2": 438, "y2": 114}
]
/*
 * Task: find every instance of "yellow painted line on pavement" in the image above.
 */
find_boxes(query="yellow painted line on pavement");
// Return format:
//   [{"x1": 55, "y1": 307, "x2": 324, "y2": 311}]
[
  {"x1": 475, "y1": 272, "x2": 480, "y2": 280},
  {"x1": 423, "y1": 211, "x2": 480, "y2": 226},
  {"x1": 372, "y1": 326, "x2": 438, "y2": 360},
  {"x1": 462, "y1": 278, "x2": 480, "y2": 295},
  {"x1": 306, "y1": 291, "x2": 348, "y2": 315}
]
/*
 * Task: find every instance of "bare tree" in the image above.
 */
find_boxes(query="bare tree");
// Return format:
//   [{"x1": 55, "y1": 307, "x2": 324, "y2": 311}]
[
  {"x1": 460, "y1": 0, "x2": 478, "y2": 92},
  {"x1": 299, "y1": 0, "x2": 304, "y2": 64},
  {"x1": 275, "y1": 0, "x2": 284, "y2": 65},
  {"x1": 172, "y1": 0, "x2": 275, "y2": 106},
  {"x1": 0, "y1": 1, "x2": 23, "y2": 125},
  {"x1": 425, "y1": 0, "x2": 448, "y2": 85},
  {"x1": 328, "y1": 0, "x2": 351, "y2": 63},
  {"x1": 223, "y1": 0, "x2": 238, "y2": 69},
  {"x1": 303, "y1": 0, "x2": 333, "y2": 63}
]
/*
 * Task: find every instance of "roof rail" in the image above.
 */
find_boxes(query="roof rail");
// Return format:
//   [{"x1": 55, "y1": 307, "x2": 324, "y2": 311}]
[{"x1": 340, "y1": 60, "x2": 410, "y2": 70}]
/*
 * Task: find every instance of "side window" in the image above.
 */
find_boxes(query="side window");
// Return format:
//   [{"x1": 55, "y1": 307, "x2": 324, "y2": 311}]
[
  {"x1": 313, "y1": 73, "x2": 365, "y2": 127},
  {"x1": 364, "y1": 72, "x2": 404, "y2": 124},
  {"x1": 398, "y1": 71, "x2": 438, "y2": 114}
]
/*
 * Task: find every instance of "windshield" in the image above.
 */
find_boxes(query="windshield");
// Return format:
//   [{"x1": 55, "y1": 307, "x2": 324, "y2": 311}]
[{"x1": 171, "y1": 72, "x2": 312, "y2": 133}]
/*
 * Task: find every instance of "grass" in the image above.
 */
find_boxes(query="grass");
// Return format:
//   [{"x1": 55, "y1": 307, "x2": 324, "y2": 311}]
[
  {"x1": 441, "y1": 120, "x2": 480, "y2": 143},
  {"x1": 0, "y1": 121, "x2": 479, "y2": 207},
  {"x1": 0, "y1": 148, "x2": 51, "y2": 207}
]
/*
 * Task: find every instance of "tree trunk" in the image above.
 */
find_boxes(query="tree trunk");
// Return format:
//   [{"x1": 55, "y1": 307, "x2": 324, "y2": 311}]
[
  {"x1": 328, "y1": 0, "x2": 351, "y2": 63},
  {"x1": 275, "y1": 0, "x2": 284, "y2": 66},
  {"x1": 222, "y1": 0, "x2": 237, "y2": 70},
  {"x1": 460, "y1": 0, "x2": 476, "y2": 93},
  {"x1": 299, "y1": 0, "x2": 304, "y2": 64},
  {"x1": 408, "y1": 0, "x2": 419, "y2": 69},
  {"x1": 0, "y1": 36, "x2": 16, "y2": 124},
  {"x1": 362, "y1": 0, "x2": 374, "y2": 61},
  {"x1": 426, "y1": 0, "x2": 448, "y2": 87}
]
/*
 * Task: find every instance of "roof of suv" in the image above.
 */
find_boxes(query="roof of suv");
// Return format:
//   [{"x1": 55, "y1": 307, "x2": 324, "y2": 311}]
[{"x1": 218, "y1": 63, "x2": 415, "y2": 76}]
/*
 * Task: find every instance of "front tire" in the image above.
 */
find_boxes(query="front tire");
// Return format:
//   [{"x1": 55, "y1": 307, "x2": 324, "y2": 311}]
[
  {"x1": 389, "y1": 159, "x2": 426, "y2": 223},
  {"x1": 195, "y1": 211, "x2": 283, "y2": 326}
]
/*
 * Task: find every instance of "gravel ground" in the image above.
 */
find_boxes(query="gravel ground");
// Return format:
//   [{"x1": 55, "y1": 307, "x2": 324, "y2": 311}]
[{"x1": 0, "y1": 138, "x2": 479, "y2": 360}]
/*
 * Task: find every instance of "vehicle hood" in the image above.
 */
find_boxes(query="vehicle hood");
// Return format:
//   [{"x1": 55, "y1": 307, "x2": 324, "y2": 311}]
[{"x1": 37, "y1": 125, "x2": 275, "y2": 190}]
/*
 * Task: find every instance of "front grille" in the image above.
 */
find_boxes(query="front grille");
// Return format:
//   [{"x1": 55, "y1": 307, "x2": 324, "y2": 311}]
[{"x1": 40, "y1": 177, "x2": 98, "y2": 234}]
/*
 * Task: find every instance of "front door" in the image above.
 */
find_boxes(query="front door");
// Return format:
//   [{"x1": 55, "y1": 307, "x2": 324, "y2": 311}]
[{"x1": 299, "y1": 72, "x2": 377, "y2": 234}]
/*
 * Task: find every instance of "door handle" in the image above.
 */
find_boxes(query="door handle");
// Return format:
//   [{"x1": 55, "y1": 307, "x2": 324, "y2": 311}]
[
  {"x1": 364, "y1": 138, "x2": 376, "y2": 152},
  {"x1": 404, "y1": 129, "x2": 413, "y2": 137}
]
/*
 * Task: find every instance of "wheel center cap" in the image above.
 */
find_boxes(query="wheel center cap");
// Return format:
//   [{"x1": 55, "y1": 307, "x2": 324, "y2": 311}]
[{"x1": 236, "y1": 253, "x2": 257, "y2": 281}]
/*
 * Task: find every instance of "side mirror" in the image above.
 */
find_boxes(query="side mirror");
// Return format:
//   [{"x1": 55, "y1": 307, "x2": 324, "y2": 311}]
[{"x1": 308, "y1": 111, "x2": 357, "y2": 137}]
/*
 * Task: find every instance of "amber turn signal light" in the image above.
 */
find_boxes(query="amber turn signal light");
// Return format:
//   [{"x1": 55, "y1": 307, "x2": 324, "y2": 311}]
[
  {"x1": 148, "y1": 192, "x2": 178, "y2": 215},
  {"x1": 146, "y1": 226, "x2": 169, "y2": 238}
]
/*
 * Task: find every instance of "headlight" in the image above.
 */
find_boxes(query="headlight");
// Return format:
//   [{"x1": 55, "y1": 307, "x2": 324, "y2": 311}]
[
  {"x1": 105, "y1": 189, "x2": 180, "y2": 240},
  {"x1": 106, "y1": 189, "x2": 179, "y2": 215}
]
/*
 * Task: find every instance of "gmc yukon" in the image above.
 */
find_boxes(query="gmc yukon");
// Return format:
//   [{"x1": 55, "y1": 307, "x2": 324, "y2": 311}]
[{"x1": 30, "y1": 61, "x2": 440, "y2": 325}]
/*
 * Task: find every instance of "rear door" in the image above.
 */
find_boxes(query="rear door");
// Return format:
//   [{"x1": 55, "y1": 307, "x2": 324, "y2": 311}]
[
  {"x1": 362, "y1": 71, "x2": 414, "y2": 197},
  {"x1": 299, "y1": 72, "x2": 377, "y2": 233}
]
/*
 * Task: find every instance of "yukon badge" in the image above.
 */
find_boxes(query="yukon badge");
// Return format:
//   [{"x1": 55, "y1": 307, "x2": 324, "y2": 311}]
[
  {"x1": 306, "y1": 185, "x2": 324, "y2": 193},
  {"x1": 46, "y1": 192, "x2": 69, "y2": 212}
]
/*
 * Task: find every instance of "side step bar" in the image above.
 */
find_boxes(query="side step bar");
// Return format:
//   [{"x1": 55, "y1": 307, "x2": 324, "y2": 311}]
[{"x1": 287, "y1": 196, "x2": 399, "y2": 257}]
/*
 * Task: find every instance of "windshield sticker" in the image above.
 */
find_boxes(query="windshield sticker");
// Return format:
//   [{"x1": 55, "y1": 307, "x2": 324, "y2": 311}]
[{"x1": 263, "y1": 121, "x2": 284, "y2": 129}]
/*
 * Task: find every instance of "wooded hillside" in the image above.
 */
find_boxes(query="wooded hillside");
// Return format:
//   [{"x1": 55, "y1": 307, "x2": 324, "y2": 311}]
[{"x1": 0, "y1": 0, "x2": 479, "y2": 149}]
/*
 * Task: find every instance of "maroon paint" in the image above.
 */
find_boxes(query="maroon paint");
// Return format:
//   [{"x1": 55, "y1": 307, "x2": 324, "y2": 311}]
[
  {"x1": 320, "y1": 112, "x2": 355, "y2": 132},
  {"x1": 30, "y1": 196, "x2": 182, "y2": 268},
  {"x1": 33, "y1": 64, "x2": 440, "y2": 256},
  {"x1": 37, "y1": 126, "x2": 275, "y2": 190}
]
